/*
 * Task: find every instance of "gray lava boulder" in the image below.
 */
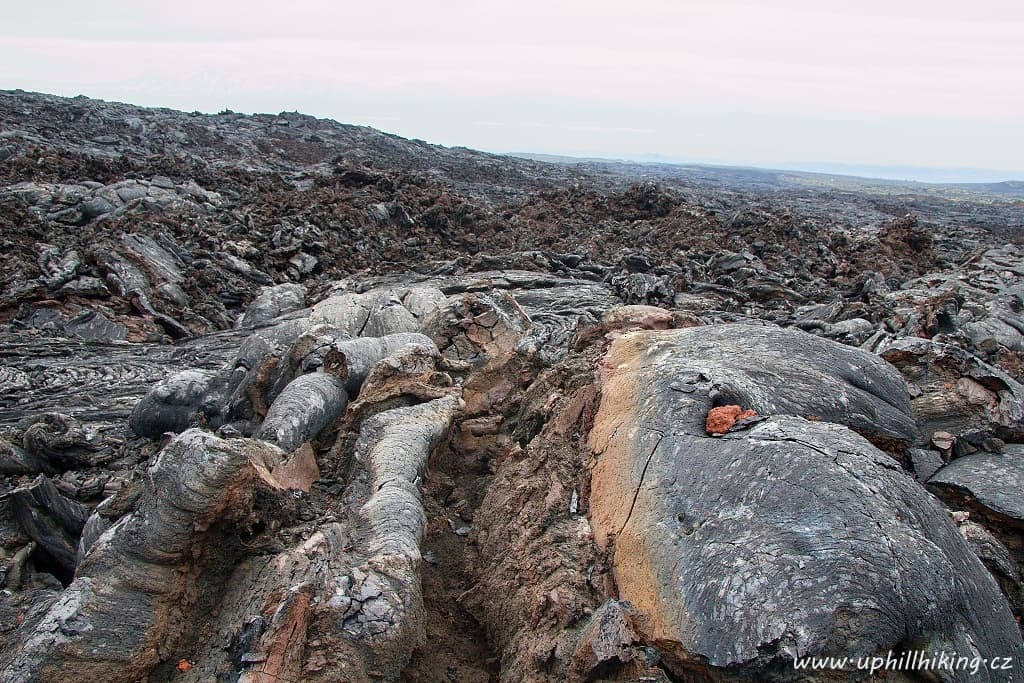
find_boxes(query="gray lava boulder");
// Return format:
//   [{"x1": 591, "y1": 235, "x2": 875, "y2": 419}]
[
  {"x1": 332, "y1": 333, "x2": 437, "y2": 395},
  {"x1": 589, "y1": 325, "x2": 1023, "y2": 678},
  {"x1": 128, "y1": 369, "x2": 232, "y2": 438},
  {"x1": 876, "y1": 336, "x2": 1024, "y2": 442},
  {"x1": 238, "y1": 283, "x2": 307, "y2": 328},
  {"x1": 929, "y1": 445, "x2": 1024, "y2": 523},
  {"x1": 255, "y1": 371, "x2": 348, "y2": 452}
]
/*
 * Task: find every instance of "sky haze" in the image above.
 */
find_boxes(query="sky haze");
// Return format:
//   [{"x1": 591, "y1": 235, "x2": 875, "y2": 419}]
[{"x1": 2, "y1": 1, "x2": 1022, "y2": 181}]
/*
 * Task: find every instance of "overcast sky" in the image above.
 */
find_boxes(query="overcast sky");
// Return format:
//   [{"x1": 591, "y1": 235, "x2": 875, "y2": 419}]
[{"x1": 2, "y1": 1, "x2": 1022, "y2": 180}]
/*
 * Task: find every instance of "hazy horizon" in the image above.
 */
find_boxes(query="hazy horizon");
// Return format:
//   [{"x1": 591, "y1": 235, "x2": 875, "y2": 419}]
[
  {"x1": 509, "y1": 149, "x2": 1024, "y2": 184},
  {"x1": 3, "y1": 1, "x2": 1022, "y2": 183}
]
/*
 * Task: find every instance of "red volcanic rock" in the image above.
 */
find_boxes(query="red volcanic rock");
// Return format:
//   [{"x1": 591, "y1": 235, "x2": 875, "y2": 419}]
[{"x1": 705, "y1": 405, "x2": 757, "y2": 435}]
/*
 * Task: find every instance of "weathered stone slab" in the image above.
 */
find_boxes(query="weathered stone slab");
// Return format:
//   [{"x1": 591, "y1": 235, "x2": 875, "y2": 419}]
[{"x1": 930, "y1": 445, "x2": 1024, "y2": 523}]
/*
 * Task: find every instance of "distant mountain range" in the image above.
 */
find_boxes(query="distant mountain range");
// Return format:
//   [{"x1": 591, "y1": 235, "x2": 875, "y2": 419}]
[
  {"x1": 509, "y1": 153, "x2": 1023, "y2": 188},
  {"x1": 770, "y1": 162, "x2": 1024, "y2": 185},
  {"x1": 508, "y1": 152, "x2": 1024, "y2": 199}
]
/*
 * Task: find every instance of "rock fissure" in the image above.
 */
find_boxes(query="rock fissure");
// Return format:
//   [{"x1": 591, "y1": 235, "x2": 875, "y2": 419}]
[{"x1": 616, "y1": 434, "x2": 664, "y2": 541}]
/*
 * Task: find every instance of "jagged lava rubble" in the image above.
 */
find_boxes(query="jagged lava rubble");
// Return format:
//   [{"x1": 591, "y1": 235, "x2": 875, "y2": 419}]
[{"x1": 2, "y1": 90, "x2": 1024, "y2": 682}]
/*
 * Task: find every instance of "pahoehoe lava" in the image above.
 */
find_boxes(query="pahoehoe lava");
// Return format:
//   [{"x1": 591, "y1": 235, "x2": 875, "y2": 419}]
[{"x1": 2, "y1": 90, "x2": 1024, "y2": 682}]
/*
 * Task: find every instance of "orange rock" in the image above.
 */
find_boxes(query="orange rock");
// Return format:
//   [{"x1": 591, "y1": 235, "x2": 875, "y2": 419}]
[
  {"x1": 705, "y1": 405, "x2": 757, "y2": 435},
  {"x1": 176, "y1": 659, "x2": 192, "y2": 672}
]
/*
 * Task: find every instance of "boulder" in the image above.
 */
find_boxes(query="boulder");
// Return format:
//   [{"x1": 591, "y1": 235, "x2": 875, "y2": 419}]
[
  {"x1": 589, "y1": 325, "x2": 1022, "y2": 677},
  {"x1": 0, "y1": 430, "x2": 273, "y2": 683},
  {"x1": 929, "y1": 445, "x2": 1024, "y2": 524},
  {"x1": 877, "y1": 336, "x2": 1024, "y2": 442},
  {"x1": 238, "y1": 283, "x2": 307, "y2": 328},
  {"x1": 309, "y1": 289, "x2": 422, "y2": 338},
  {"x1": 129, "y1": 369, "x2": 231, "y2": 438},
  {"x1": 255, "y1": 371, "x2": 348, "y2": 452}
]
